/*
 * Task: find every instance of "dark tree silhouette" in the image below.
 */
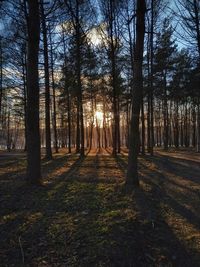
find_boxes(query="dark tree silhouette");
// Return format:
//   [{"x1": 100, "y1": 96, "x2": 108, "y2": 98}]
[
  {"x1": 26, "y1": 0, "x2": 41, "y2": 184},
  {"x1": 126, "y1": 0, "x2": 146, "y2": 188}
]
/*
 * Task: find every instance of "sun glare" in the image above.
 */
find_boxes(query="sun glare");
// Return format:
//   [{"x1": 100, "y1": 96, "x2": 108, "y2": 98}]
[{"x1": 95, "y1": 111, "x2": 103, "y2": 122}]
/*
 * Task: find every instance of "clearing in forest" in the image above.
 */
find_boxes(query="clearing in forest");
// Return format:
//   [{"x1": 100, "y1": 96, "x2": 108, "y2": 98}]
[{"x1": 0, "y1": 148, "x2": 200, "y2": 266}]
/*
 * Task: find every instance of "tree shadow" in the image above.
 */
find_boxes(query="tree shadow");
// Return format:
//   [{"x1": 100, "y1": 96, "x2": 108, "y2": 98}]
[
  {"x1": 1, "y1": 152, "x2": 200, "y2": 266},
  {"x1": 115, "y1": 154, "x2": 200, "y2": 266},
  {"x1": 146, "y1": 153, "x2": 200, "y2": 184}
]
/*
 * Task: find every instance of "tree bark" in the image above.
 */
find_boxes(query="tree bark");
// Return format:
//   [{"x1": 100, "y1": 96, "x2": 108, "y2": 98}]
[
  {"x1": 163, "y1": 75, "x2": 168, "y2": 150},
  {"x1": 192, "y1": 106, "x2": 196, "y2": 147},
  {"x1": 7, "y1": 111, "x2": 11, "y2": 152},
  {"x1": 149, "y1": 0, "x2": 155, "y2": 155},
  {"x1": 197, "y1": 97, "x2": 200, "y2": 152},
  {"x1": 22, "y1": 45, "x2": 28, "y2": 151},
  {"x1": 126, "y1": 0, "x2": 146, "y2": 187},
  {"x1": 103, "y1": 98, "x2": 107, "y2": 148},
  {"x1": 40, "y1": 0, "x2": 52, "y2": 160},
  {"x1": 0, "y1": 37, "x2": 3, "y2": 117},
  {"x1": 75, "y1": 0, "x2": 84, "y2": 156},
  {"x1": 174, "y1": 100, "x2": 179, "y2": 148},
  {"x1": 141, "y1": 96, "x2": 145, "y2": 155},
  {"x1": 49, "y1": 31, "x2": 58, "y2": 153},
  {"x1": 26, "y1": 0, "x2": 41, "y2": 184}
]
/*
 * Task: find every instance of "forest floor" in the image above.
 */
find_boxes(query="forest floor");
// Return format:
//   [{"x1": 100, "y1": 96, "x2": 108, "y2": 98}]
[{"x1": 0, "y1": 148, "x2": 200, "y2": 267}]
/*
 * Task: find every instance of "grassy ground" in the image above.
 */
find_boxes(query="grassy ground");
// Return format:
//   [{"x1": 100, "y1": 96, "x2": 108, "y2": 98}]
[{"x1": 0, "y1": 148, "x2": 200, "y2": 267}]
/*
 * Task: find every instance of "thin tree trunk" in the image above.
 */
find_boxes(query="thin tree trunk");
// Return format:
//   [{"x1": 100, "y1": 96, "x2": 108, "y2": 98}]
[
  {"x1": 192, "y1": 106, "x2": 196, "y2": 147},
  {"x1": 147, "y1": 32, "x2": 151, "y2": 153},
  {"x1": 180, "y1": 107, "x2": 184, "y2": 146},
  {"x1": 61, "y1": 27, "x2": 71, "y2": 154},
  {"x1": 169, "y1": 100, "x2": 172, "y2": 147},
  {"x1": 117, "y1": 98, "x2": 121, "y2": 153},
  {"x1": 22, "y1": 46, "x2": 27, "y2": 152},
  {"x1": 184, "y1": 101, "x2": 189, "y2": 147},
  {"x1": 75, "y1": 2, "x2": 84, "y2": 156},
  {"x1": 126, "y1": 98, "x2": 129, "y2": 148},
  {"x1": 197, "y1": 97, "x2": 200, "y2": 152},
  {"x1": 149, "y1": 0, "x2": 154, "y2": 155},
  {"x1": 109, "y1": 0, "x2": 118, "y2": 156},
  {"x1": 49, "y1": 31, "x2": 58, "y2": 153},
  {"x1": 147, "y1": 93, "x2": 151, "y2": 152},
  {"x1": 7, "y1": 111, "x2": 11, "y2": 152},
  {"x1": 141, "y1": 96, "x2": 145, "y2": 155},
  {"x1": 76, "y1": 103, "x2": 80, "y2": 153},
  {"x1": 0, "y1": 38, "x2": 2, "y2": 117},
  {"x1": 67, "y1": 87, "x2": 71, "y2": 153},
  {"x1": 103, "y1": 98, "x2": 107, "y2": 148},
  {"x1": 89, "y1": 96, "x2": 94, "y2": 151},
  {"x1": 41, "y1": 1, "x2": 52, "y2": 160},
  {"x1": 174, "y1": 100, "x2": 179, "y2": 148},
  {"x1": 163, "y1": 75, "x2": 168, "y2": 150},
  {"x1": 111, "y1": 50, "x2": 117, "y2": 156}
]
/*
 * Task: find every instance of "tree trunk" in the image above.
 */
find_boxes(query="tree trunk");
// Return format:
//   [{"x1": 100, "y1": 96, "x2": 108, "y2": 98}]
[
  {"x1": 0, "y1": 38, "x2": 2, "y2": 117},
  {"x1": 180, "y1": 107, "x2": 184, "y2": 147},
  {"x1": 7, "y1": 111, "x2": 11, "y2": 152},
  {"x1": 126, "y1": 98, "x2": 130, "y2": 148},
  {"x1": 174, "y1": 100, "x2": 179, "y2": 148},
  {"x1": 75, "y1": 2, "x2": 84, "y2": 156},
  {"x1": 192, "y1": 106, "x2": 196, "y2": 147},
  {"x1": 67, "y1": 87, "x2": 71, "y2": 153},
  {"x1": 111, "y1": 50, "x2": 118, "y2": 156},
  {"x1": 163, "y1": 75, "x2": 168, "y2": 150},
  {"x1": 26, "y1": 0, "x2": 41, "y2": 184},
  {"x1": 184, "y1": 101, "x2": 189, "y2": 147},
  {"x1": 149, "y1": 0, "x2": 155, "y2": 155},
  {"x1": 126, "y1": 0, "x2": 146, "y2": 187},
  {"x1": 76, "y1": 103, "x2": 80, "y2": 153},
  {"x1": 41, "y1": 0, "x2": 52, "y2": 160},
  {"x1": 147, "y1": 33, "x2": 151, "y2": 153},
  {"x1": 49, "y1": 31, "x2": 58, "y2": 153},
  {"x1": 117, "y1": 98, "x2": 121, "y2": 153},
  {"x1": 103, "y1": 98, "x2": 107, "y2": 148},
  {"x1": 197, "y1": 97, "x2": 200, "y2": 152},
  {"x1": 22, "y1": 46, "x2": 27, "y2": 152},
  {"x1": 109, "y1": 0, "x2": 118, "y2": 156},
  {"x1": 141, "y1": 96, "x2": 145, "y2": 155}
]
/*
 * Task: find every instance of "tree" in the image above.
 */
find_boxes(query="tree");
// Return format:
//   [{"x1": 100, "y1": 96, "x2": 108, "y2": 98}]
[
  {"x1": 40, "y1": 0, "x2": 52, "y2": 160},
  {"x1": 126, "y1": 0, "x2": 146, "y2": 187},
  {"x1": 26, "y1": 0, "x2": 41, "y2": 184},
  {"x1": 0, "y1": 36, "x2": 3, "y2": 117},
  {"x1": 61, "y1": 0, "x2": 93, "y2": 156},
  {"x1": 170, "y1": 49, "x2": 192, "y2": 148},
  {"x1": 154, "y1": 19, "x2": 177, "y2": 150},
  {"x1": 99, "y1": 0, "x2": 122, "y2": 156},
  {"x1": 49, "y1": 29, "x2": 58, "y2": 153},
  {"x1": 0, "y1": 4, "x2": 7, "y2": 120},
  {"x1": 146, "y1": 0, "x2": 163, "y2": 155},
  {"x1": 175, "y1": 0, "x2": 200, "y2": 64}
]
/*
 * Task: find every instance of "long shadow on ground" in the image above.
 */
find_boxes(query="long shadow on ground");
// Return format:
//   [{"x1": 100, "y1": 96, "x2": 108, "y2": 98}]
[
  {"x1": 116, "y1": 153, "x2": 200, "y2": 266},
  {"x1": 1, "y1": 152, "x2": 200, "y2": 266}
]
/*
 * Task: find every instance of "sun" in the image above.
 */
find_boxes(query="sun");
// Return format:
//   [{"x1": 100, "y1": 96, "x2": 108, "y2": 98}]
[
  {"x1": 95, "y1": 111, "x2": 103, "y2": 121},
  {"x1": 94, "y1": 111, "x2": 103, "y2": 127}
]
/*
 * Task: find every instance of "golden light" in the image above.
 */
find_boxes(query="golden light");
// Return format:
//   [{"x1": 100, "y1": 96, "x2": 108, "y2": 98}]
[
  {"x1": 95, "y1": 111, "x2": 103, "y2": 121},
  {"x1": 94, "y1": 111, "x2": 104, "y2": 128}
]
